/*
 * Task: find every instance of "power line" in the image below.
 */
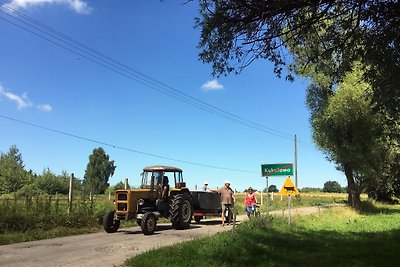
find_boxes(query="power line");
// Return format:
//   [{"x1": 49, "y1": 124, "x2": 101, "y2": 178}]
[
  {"x1": 0, "y1": 4, "x2": 295, "y2": 141},
  {"x1": 0, "y1": 114, "x2": 258, "y2": 173},
  {"x1": 0, "y1": 5, "x2": 315, "y2": 165}
]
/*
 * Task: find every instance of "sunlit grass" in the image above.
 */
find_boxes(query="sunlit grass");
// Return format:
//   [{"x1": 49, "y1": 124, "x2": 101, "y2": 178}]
[{"x1": 125, "y1": 201, "x2": 400, "y2": 267}]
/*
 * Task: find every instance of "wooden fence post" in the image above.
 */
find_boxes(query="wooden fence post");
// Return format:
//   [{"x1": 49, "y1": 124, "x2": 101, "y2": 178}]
[{"x1": 68, "y1": 173, "x2": 74, "y2": 215}]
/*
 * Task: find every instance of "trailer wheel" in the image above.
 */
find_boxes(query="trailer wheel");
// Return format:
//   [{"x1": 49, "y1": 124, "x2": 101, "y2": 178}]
[
  {"x1": 141, "y1": 212, "x2": 157, "y2": 235},
  {"x1": 103, "y1": 211, "x2": 120, "y2": 233},
  {"x1": 171, "y1": 193, "x2": 193, "y2": 230},
  {"x1": 194, "y1": 216, "x2": 202, "y2": 223}
]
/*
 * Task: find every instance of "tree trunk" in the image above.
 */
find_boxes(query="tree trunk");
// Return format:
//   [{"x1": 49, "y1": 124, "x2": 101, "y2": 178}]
[{"x1": 344, "y1": 163, "x2": 361, "y2": 209}]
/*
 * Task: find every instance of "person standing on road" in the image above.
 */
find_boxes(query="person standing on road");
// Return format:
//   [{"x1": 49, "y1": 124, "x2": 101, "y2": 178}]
[
  {"x1": 212, "y1": 180, "x2": 235, "y2": 226},
  {"x1": 244, "y1": 187, "x2": 257, "y2": 218}
]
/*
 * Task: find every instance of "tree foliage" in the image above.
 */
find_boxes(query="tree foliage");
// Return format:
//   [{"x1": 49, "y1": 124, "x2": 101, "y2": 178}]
[
  {"x1": 0, "y1": 145, "x2": 29, "y2": 194},
  {"x1": 112, "y1": 180, "x2": 130, "y2": 190},
  {"x1": 83, "y1": 147, "x2": 116, "y2": 194},
  {"x1": 0, "y1": 146, "x2": 82, "y2": 196},
  {"x1": 196, "y1": 0, "x2": 400, "y2": 116},
  {"x1": 309, "y1": 62, "x2": 397, "y2": 206},
  {"x1": 33, "y1": 169, "x2": 70, "y2": 195},
  {"x1": 363, "y1": 122, "x2": 400, "y2": 202},
  {"x1": 300, "y1": 187, "x2": 322, "y2": 193},
  {"x1": 268, "y1": 184, "x2": 278, "y2": 193},
  {"x1": 323, "y1": 181, "x2": 343, "y2": 193}
]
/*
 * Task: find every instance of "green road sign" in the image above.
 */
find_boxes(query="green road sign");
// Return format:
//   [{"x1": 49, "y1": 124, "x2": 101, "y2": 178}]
[{"x1": 261, "y1": 163, "x2": 293, "y2": 177}]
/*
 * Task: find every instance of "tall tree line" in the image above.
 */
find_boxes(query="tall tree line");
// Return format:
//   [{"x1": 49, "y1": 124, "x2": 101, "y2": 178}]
[{"x1": 0, "y1": 145, "x2": 116, "y2": 196}]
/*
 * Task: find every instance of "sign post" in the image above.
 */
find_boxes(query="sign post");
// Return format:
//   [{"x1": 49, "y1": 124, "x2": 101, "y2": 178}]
[
  {"x1": 288, "y1": 195, "x2": 292, "y2": 225},
  {"x1": 279, "y1": 176, "x2": 299, "y2": 226},
  {"x1": 261, "y1": 163, "x2": 294, "y2": 216},
  {"x1": 265, "y1": 176, "x2": 269, "y2": 215}
]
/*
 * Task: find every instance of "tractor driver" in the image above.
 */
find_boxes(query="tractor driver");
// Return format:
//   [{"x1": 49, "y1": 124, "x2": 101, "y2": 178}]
[{"x1": 161, "y1": 176, "x2": 169, "y2": 199}]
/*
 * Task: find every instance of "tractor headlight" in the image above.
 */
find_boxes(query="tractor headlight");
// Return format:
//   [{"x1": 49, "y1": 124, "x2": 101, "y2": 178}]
[{"x1": 138, "y1": 199, "x2": 145, "y2": 206}]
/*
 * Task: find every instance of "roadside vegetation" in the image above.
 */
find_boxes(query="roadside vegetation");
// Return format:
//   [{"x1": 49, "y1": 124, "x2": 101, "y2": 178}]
[
  {"x1": 0, "y1": 145, "x2": 125, "y2": 245},
  {"x1": 0, "y1": 191, "x2": 346, "y2": 245},
  {"x1": 0, "y1": 195, "x2": 114, "y2": 245},
  {"x1": 125, "y1": 201, "x2": 400, "y2": 267}
]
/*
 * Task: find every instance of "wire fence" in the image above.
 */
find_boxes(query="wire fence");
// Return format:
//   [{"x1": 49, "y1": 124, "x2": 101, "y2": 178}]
[{"x1": 0, "y1": 195, "x2": 114, "y2": 232}]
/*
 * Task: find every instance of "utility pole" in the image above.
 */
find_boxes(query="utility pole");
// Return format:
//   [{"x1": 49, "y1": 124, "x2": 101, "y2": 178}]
[{"x1": 294, "y1": 134, "x2": 298, "y2": 188}]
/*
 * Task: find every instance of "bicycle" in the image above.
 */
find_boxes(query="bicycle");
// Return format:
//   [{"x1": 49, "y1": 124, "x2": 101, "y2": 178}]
[{"x1": 251, "y1": 204, "x2": 261, "y2": 217}]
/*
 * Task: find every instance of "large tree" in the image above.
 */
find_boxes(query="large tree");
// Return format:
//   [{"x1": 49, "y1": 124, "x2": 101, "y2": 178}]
[
  {"x1": 83, "y1": 147, "x2": 116, "y2": 194},
  {"x1": 195, "y1": 0, "x2": 400, "y2": 117},
  {"x1": 309, "y1": 63, "x2": 386, "y2": 207}
]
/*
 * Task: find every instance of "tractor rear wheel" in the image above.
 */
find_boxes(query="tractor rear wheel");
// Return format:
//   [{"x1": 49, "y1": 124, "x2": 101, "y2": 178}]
[
  {"x1": 171, "y1": 193, "x2": 193, "y2": 230},
  {"x1": 103, "y1": 211, "x2": 120, "y2": 233},
  {"x1": 141, "y1": 212, "x2": 157, "y2": 235}
]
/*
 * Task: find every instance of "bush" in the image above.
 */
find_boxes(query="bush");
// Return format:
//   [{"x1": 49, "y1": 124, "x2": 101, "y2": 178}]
[
  {"x1": 15, "y1": 184, "x2": 46, "y2": 198},
  {"x1": 323, "y1": 181, "x2": 344, "y2": 193},
  {"x1": 0, "y1": 195, "x2": 112, "y2": 233},
  {"x1": 300, "y1": 187, "x2": 322, "y2": 193}
]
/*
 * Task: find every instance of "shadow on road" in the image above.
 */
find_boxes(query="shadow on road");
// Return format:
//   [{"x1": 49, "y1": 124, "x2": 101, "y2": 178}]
[{"x1": 119, "y1": 223, "x2": 206, "y2": 235}]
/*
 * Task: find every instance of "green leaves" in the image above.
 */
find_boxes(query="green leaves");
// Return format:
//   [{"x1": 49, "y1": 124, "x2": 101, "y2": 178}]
[
  {"x1": 0, "y1": 146, "x2": 28, "y2": 194},
  {"x1": 83, "y1": 147, "x2": 116, "y2": 194}
]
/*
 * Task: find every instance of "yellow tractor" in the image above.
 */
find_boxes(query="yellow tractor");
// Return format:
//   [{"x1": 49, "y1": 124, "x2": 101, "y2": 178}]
[{"x1": 103, "y1": 165, "x2": 193, "y2": 235}]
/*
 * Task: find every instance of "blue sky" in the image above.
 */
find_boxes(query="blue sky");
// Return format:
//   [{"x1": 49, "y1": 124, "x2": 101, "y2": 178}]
[{"x1": 0, "y1": 0, "x2": 346, "y2": 192}]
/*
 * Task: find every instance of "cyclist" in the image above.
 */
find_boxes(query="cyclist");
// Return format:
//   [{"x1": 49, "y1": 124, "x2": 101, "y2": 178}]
[{"x1": 244, "y1": 187, "x2": 258, "y2": 218}]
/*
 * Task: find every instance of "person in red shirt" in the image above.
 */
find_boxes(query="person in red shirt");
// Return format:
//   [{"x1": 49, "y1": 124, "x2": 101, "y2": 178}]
[{"x1": 244, "y1": 187, "x2": 257, "y2": 218}]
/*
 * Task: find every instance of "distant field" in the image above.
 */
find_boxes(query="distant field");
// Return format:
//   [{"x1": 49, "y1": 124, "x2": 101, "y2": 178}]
[
  {"x1": 299, "y1": 192, "x2": 368, "y2": 199},
  {"x1": 233, "y1": 192, "x2": 348, "y2": 215}
]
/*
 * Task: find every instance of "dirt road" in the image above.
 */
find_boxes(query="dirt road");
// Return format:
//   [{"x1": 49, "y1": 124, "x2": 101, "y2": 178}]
[{"x1": 0, "y1": 205, "x2": 335, "y2": 267}]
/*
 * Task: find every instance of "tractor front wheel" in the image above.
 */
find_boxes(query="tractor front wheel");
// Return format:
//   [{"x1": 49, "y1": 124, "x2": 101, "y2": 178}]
[
  {"x1": 141, "y1": 212, "x2": 157, "y2": 235},
  {"x1": 103, "y1": 211, "x2": 120, "y2": 233}
]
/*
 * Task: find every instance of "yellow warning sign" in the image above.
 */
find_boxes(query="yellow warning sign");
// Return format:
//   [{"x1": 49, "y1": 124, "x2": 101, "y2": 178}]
[{"x1": 280, "y1": 177, "x2": 299, "y2": 196}]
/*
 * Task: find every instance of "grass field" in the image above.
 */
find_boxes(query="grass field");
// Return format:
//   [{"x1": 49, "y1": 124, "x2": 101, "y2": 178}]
[
  {"x1": 233, "y1": 192, "x2": 349, "y2": 215},
  {"x1": 124, "y1": 201, "x2": 400, "y2": 267}
]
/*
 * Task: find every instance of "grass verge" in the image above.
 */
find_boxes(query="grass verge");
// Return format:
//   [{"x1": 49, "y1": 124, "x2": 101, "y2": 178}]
[{"x1": 124, "y1": 201, "x2": 400, "y2": 267}]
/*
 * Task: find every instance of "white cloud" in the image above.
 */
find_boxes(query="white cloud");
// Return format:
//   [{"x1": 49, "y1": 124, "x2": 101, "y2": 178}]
[
  {"x1": 37, "y1": 103, "x2": 52, "y2": 112},
  {"x1": 201, "y1": 79, "x2": 224, "y2": 91},
  {"x1": 3, "y1": 0, "x2": 91, "y2": 14},
  {"x1": 0, "y1": 84, "x2": 32, "y2": 109},
  {"x1": 0, "y1": 82, "x2": 52, "y2": 112}
]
